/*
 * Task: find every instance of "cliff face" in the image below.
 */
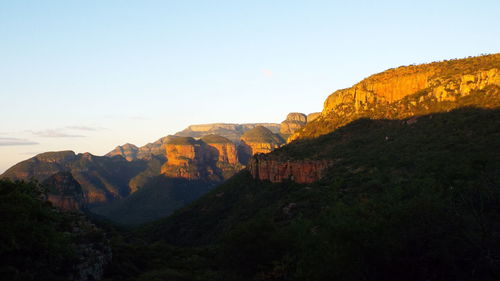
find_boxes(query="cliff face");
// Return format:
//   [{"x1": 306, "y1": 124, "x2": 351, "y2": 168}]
[
  {"x1": 160, "y1": 136, "x2": 242, "y2": 181},
  {"x1": 250, "y1": 54, "x2": 500, "y2": 185},
  {"x1": 248, "y1": 156, "x2": 333, "y2": 184},
  {"x1": 280, "y1": 112, "x2": 307, "y2": 135},
  {"x1": 201, "y1": 134, "x2": 238, "y2": 165},
  {"x1": 291, "y1": 54, "x2": 500, "y2": 141}
]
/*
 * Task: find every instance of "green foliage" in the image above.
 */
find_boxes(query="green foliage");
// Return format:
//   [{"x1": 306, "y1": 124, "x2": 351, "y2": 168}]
[
  {"x1": 0, "y1": 179, "x2": 77, "y2": 281},
  {"x1": 110, "y1": 107, "x2": 500, "y2": 281}
]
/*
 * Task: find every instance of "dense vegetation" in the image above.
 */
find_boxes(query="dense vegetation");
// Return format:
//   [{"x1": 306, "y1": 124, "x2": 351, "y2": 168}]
[
  {"x1": 91, "y1": 176, "x2": 217, "y2": 226},
  {"x1": 0, "y1": 179, "x2": 77, "y2": 281},
  {"x1": 103, "y1": 107, "x2": 500, "y2": 281}
]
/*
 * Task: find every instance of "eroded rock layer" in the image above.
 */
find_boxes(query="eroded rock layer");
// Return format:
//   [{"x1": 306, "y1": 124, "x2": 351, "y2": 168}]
[
  {"x1": 291, "y1": 54, "x2": 500, "y2": 141},
  {"x1": 248, "y1": 156, "x2": 333, "y2": 184}
]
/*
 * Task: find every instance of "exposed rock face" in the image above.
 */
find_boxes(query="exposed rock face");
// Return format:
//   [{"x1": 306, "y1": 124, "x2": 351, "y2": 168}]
[
  {"x1": 106, "y1": 143, "x2": 139, "y2": 161},
  {"x1": 307, "y1": 112, "x2": 321, "y2": 122},
  {"x1": 175, "y1": 123, "x2": 281, "y2": 143},
  {"x1": 280, "y1": 112, "x2": 307, "y2": 135},
  {"x1": 201, "y1": 134, "x2": 238, "y2": 165},
  {"x1": 248, "y1": 156, "x2": 333, "y2": 184},
  {"x1": 291, "y1": 54, "x2": 500, "y2": 141},
  {"x1": 237, "y1": 126, "x2": 285, "y2": 164},
  {"x1": 161, "y1": 137, "x2": 209, "y2": 180},
  {"x1": 43, "y1": 172, "x2": 85, "y2": 211},
  {"x1": 160, "y1": 136, "x2": 242, "y2": 181}
]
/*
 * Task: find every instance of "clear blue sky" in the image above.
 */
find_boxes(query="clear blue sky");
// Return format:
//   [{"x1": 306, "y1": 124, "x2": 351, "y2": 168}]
[{"x1": 1, "y1": 0, "x2": 499, "y2": 173}]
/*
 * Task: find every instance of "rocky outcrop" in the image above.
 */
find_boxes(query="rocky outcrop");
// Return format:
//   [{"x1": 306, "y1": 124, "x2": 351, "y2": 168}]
[
  {"x1": 201, "y1": 134, "x2": 238, "y2": 165},
  {"x1": 160, "y1": 137, "x2": 209, "y2": 180},
  {"x1": 43, "y1": 171, "x2": 85, "y2": 211},
  {"x1": 248, "y1": 156, "x2": 333, "y2": 184},
  {"x1": 280, "y1": 113, "x2": 307, "y2": 135},
  {"x1": 161, "y1": 136, "x2": 242, "y2": 181},
  {"x1": 237, "y1": 126, "x2": 285, "y2": 164},
  {"x1": 307, "y1": 112, "x2": 321, "y2": 122},
  {"x1": 106, "y1": 143, "x2": 139, "y2": 161},
  {"x1": 291, "y1": 54, "x2": 500, "y2": 141}
]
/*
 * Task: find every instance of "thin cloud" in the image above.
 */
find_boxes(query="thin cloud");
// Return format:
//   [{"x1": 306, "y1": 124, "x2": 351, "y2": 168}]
[
  {"x1": 31, "y1": 129, "x2": 84, "y2": 138},
  {"x1": 0, "y1": 137, "x2": 39, "y2": 146},
  {"x1": 66, "y1": 126, "x2": 106, "y2": 131}
]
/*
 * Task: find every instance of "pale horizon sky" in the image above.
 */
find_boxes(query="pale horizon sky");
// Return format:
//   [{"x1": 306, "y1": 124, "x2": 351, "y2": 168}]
[{"x1": 1, "y1": 0, "x2": 499, "y2": 173}]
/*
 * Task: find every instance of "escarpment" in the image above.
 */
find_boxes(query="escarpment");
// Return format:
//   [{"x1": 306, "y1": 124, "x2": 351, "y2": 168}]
[
  {"x1": 248, "y1": 156, "x2": 333, "y2": 184},
  {"x1": 291, "y1": 54, "x2": 500, "y2": 141}
]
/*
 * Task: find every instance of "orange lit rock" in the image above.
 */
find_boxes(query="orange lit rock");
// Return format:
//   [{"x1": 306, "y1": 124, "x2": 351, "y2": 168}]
[
  {"x1": 291, "y1": 54, "x2": 500, "y2": 141},
  {"x1": 201, "y1": 135, "x2": 238, "y2": 165},
  {"x1": 248, "y1": 156, "x2": 333, "y2": 184}
]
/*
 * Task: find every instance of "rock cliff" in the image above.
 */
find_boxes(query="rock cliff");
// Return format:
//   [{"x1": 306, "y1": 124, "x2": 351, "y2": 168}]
[
  {"x1": 201, "y1": 134, "x2": 238, "y2": 165},
  {"x1": 252, "y1": 54, "x2": 500, "y2": 185},
  {"x1": 291, "y1": 54, "x2": 500, "y2": 141},
  {"x1": 248, "y1": 156, "x2": 333, "y2": 184},
  {"x1": 160, "y1": 136, "x2": 242, "y2": 181},
  {"x1": 280, "y1": 112, "x2": 307, "y2": 135}
]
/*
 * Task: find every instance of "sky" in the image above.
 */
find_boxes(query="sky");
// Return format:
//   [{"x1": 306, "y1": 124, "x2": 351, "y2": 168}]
[{"x1": 0, "y1": 0, "x2": 499, "y2": 173}]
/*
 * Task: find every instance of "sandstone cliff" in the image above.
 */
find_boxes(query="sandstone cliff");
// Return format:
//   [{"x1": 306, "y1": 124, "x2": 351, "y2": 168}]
[
  {"x1": 280, "y1": 112, "x2": 307, "y2": 135},
  {"x1": 248, "y1": 155, "x2": 333, "y2": 184},
  {"x1": 291, "y1": 54, "x2": 500, "y2": 141},
  {"x1": 201, "y1": 134, "x2": 238, "y2": 165},
  {"x1": 160, "y1": 136, "x2": 242, "y2": 181},
  {"x1": 251, "y1": 54, "x2": 500, "y2": 185}
]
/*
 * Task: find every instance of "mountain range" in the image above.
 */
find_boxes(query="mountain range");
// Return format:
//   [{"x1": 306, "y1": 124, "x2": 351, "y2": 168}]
[
  {"x1": 2, "y1": 53, "x2": 499, "y2": 281},
  {"x1": 1, "y1": 111, "x2": 319, "y2": 224}
]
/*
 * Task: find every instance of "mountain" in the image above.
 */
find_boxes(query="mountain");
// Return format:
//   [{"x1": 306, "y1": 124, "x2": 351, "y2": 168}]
[
  {"x1": 101, "y1": 54, "x2": 500, "y2": 281},
  {"x1": 290, "y1": 53, "x2": 500, "y2": 141},
  {"x1": 128, "y1": 107, "x2": 500, "y2": 281},
  {"x1": 1, "y1": 151, "x2": 144, "y2": 206},
  {"x1": 1, "y1": 112, "x2": 306, "y2": 222}
]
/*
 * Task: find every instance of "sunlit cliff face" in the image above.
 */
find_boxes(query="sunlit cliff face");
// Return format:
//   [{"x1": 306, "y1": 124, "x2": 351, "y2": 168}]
[{"x1": 290, "y1": 54, "x2": 500, "y2": 142}]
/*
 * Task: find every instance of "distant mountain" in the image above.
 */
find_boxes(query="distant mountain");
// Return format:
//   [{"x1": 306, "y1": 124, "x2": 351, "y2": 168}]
[
  {"x1": 2, "y1": 151, "x2": 144, "y2": 206},
  {"x1": 175, "y1": 123, "x2": 281, "y2": 143},
  {"x1": 1, "y1": 112, "x2": 313, "y2": 224}
]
